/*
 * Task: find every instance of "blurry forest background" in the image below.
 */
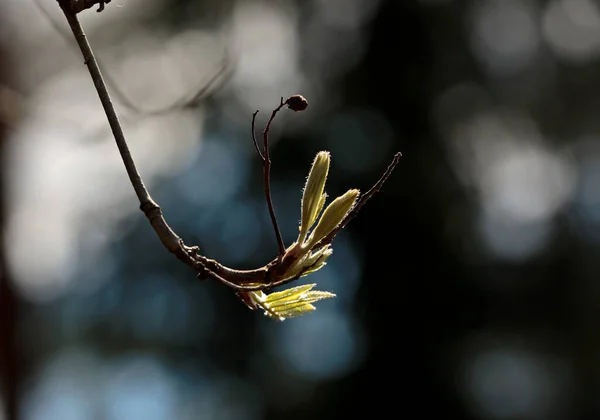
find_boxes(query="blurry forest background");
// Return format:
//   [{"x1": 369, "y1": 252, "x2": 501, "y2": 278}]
[{"x1": 2, "y1": 0, "x2": 600, "y2": 419}]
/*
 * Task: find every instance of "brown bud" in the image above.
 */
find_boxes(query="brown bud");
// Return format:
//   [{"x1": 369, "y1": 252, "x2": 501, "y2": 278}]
[{"x1": 285, "y1": 94, "x2": 308, "y2": 112}]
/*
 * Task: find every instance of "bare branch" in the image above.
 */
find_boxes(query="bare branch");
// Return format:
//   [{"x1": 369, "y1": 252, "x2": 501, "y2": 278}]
[
  {"x1": 313, "y1": 152, "x2": 402, "y2": 249},
  {"x1": 260, "y1": 98, "x2": 286, "y2": 258},
  {"x1": 56, "y1": 1, "x2": 195, "y2": 265},
  {"x1": 55, "y1": 0, "x2": 400, "y2": 312},
  {"x1": 251, "y1": 110, "x2": 264, "y2": 160},
  {"x1": 122, "y1": 58, "x2": 232, "y2": 116},
  {"x1": 38, "y1": 0, "x2": 231, "y2": 119},
  {"x1": 70, "y1": 0, "x2": 110, "y2": 13}
]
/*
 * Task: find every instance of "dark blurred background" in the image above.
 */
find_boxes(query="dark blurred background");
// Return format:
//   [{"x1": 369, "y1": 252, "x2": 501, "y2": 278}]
[{"x1": 2, "y1": 0, "x2": 600, "y2": 418}]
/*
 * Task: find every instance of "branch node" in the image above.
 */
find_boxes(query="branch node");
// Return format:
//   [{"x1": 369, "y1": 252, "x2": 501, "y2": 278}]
[{"x1": 67, "y1": 0, "x2": 111, "y2": 14}]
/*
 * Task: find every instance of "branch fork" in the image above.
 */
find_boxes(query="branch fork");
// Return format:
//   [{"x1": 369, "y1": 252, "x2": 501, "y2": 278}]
[{"x1": 57, "y1": 0, "x2": 401, "y2": 319}]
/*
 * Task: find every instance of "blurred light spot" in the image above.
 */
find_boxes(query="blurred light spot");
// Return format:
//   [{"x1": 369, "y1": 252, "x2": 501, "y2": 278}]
[
  {"x1": 273, "y1": 311, "x2": 365, "y2": 380},
  {"x1": 569, "y1": 138, "x2": 600, "y2": 243},
  {"x1": 301, "y1": 234, "x2": 364, "y2": 306},
  {"x1": 5, "y1": 207, "x2": 77, "y2": 302},
  {"x1": 469, "y1": 0, "x2": 540, "y2": 77},
  {"x1": 476, "y1": 212, "x2": 553, "y2": 261},
  {"x1": 260, "y1": 180, "x2": 305, "y2": 246},
  {"x1": 179, "y1": 376, "x2": 263, "y2": 420},
  {"x1": 175, "y1": 138, "x2": 247, "y2": 206},
  {"x1": 432, "y1": 83, "x2": 491, "y2": 140},
  {"x1": 104, "y1": 356, "x2": 177, "y2": 420},
  {"x1": 22, "y1": 348, "x2": 101, "y2": 420},
  {"x1": 6, "y1": 52, "x2": 204, "y2": 302},
  {"x1": 460, "y1": 345, "x2": 569, "y2": 420},
  {"x1": 126, "y1": 275, "x2": 209, "y2": 344},
  {"x1": 69, "y1": 228, "x2": 120, "y2": 296},
  {"x1": 302, "y1": 19, "x2": 367, "y2": 84},
  {"x1": 324, "y1": 108, "x2": 394, "y2": 175},
  {"x1": 110, "y1": 29, "x2": 224, "y2": 112},
  {"x1": 542, "y1": 0, "x2": 600, "y2": 63},
  {"x1": 196, "y1": 199, "x2": 263, "y2": 266},
  {"x1": 480, "y1": 144, "x2": 575, "y2": 224},
  {"x1": 228, "y1": 0, "x2": 301, "y2": 112},
  {"x1": 313, "y1": 0, "x2": 381, "y2": 29},
  {"x1": 419, "y1": 0, "x2": 453, "y2": 5},
  {"x1": 449, "y1": 111, "x2": 576, "y2": 260}
]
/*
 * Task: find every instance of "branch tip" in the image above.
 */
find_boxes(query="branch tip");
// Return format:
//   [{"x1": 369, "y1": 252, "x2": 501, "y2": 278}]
[
  {"x1": 285, "y1": 94, "x2": 308, "y2": 112},
  {"x1": 312, "y1": 151, "x2": 401, "y2": 249},
  {"x1": 67, "y1": 0, "x2": 111, "y2": 14},
  {"x1": 259, "y1": 99, "x2": 290, "y2": 258}
]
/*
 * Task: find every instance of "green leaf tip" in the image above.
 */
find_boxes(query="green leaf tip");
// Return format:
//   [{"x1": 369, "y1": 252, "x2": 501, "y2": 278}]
[
  {"x1": 299, "y1": 151, "x2": 330, "y2": 243},
  {"x1": 235, "y1": 147, "x2": 399, "y2": 320},
  {"x1": 305, "y1": 188, "x2": 359, "y2": 249},
  {"x1": 247, "y1": 284, "x2": 336, "y2": 321}
]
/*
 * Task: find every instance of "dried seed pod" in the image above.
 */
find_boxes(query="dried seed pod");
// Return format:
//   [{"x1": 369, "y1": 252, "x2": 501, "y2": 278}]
[{"x1": 285, "y1": 94, "x2": 308, "y2": 112}]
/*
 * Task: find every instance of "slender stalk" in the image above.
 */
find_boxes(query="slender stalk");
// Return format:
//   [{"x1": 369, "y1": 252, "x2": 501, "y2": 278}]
[
  {"x1": 251, "y1": 111, "x2": 264, "y2": 160},
  {"x1": 70, "y1": 0, "x2": 110, "y2": 13},
  {"x1": 262, "y1": 98, "x2": 286, "y2": 257},
  {"x1": 57, "y1": 1, "x2": 190, "y2": 262},
  {"x1": 58, "y1": 6, "x2": 148, "y2": 204},
  {"x1": 313, "y1": 152, "x2": 402, "y2": 249}
]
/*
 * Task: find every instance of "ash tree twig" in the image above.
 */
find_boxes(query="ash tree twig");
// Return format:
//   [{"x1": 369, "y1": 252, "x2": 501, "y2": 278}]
[{"x1": 56, "y1": 0, "x2": 401, "y2": 319}]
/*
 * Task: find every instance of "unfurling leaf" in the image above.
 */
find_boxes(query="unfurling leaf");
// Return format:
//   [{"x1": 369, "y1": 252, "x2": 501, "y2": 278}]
[
  {"x1": 299, "y1": 152, "x2": 330, "y2": 243},
  {"x1": 283, "y1": 245, "x2": 332, "y2": 279},
  {"x1": 305, "y1": 189, "x2": 359, "y2": 248},
  {"x1": 248, "y1": 283, "x2": 336, "y2": 321}
]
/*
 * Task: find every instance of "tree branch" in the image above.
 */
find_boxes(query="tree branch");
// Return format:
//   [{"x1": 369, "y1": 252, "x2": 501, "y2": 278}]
[
  {"x1": 313, "y1": 152, "x2": 402, "y2": 249},
  {"x1": 56, "y1": 0, "x2": 273, "y2": 291},
  {"x1": 251, "y1": 110, "x2": 264, "y2": 160},
  {"x1": 70, "y1": 0, "x2": 111, "y2": 13},
  {"x1": 261, "y1": 98, "x2": 286, "y2": 258},
  {"x1": 57, "y1": 1, "x2": 194, "y2": 266},
  {"x1": 56, "y1": 0, "x2": 400, "y2": 305}
]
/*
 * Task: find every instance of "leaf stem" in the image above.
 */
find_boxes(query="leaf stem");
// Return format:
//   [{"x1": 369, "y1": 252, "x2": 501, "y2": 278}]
[{"x1": 261, "y1": 98, "x2": 287, "y2": 258}]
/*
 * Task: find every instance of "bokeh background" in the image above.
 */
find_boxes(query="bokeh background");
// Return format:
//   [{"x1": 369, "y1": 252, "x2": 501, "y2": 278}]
[{"x1": 2, "y1": 0, "x2": 600, "y2": 418}]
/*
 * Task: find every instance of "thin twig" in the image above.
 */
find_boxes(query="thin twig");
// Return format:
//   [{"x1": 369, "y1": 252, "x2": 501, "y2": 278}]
[
  {"x1": 58, "y1": 0, "x2": 275, "y2": 291},
  {"x1": 251, "y1": 111, "x2": 264, "y2": 160},
  {"x1": 56, "y1": 0, "x2": 400, "y2": 302},
  {"x1": 70, "y1": 0, "x2": 110, "y2": 13},
  {"x1": 37, "y1": 0, "x2": 231, "y2": 118},
  {"x1": 37, "y1": 0, "x2": 141, "y2": 112},
  {"x1": 200, "y1": 257, "x2": 320, "y2": 292},
  {"x1": 313, "y1": 152, "x2": 402, "y2": 249},
  {"x1": 261, "y1": 98, "x2": 286, "y2": 258},
  {"x1": 59, "y1": 6, "x2": 146, "y2": 203},
  {"x1": 57, "y1": 1, "x2": 193, "y2": 264}
]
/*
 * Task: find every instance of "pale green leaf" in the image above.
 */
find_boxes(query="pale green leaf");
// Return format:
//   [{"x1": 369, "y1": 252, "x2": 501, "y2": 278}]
[
  {"x1": 269, "y1": 291, "x2": 336, "y2": 309},
  {"x1": 282, "y1": 245, "x2": 332, "y2": 280},
  {"x1": 275, "y1": 303, "x2": 316, "y2": 319},
  {"x1": 254, "y1": 283, "x2": 336, "y2": 321},
  {"x1": 264, "y1": 283, "x2": 316, "y2": 305},
  {"x1": 306, "y1": 189, "x2": 359, "y2": 248},
  {"x1": 299, "y1": 152, "x2": 330, "y2": 242}
]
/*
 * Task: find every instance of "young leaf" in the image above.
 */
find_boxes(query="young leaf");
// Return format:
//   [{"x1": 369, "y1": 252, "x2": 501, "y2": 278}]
[
  {"x1": 305, "y1": 189, "x2": 359, "y2": 248},
  {"x1": 299, "y1": 152, "x2": 330, "y2": 242},
  {"x1": 251, "y1": 283, "x2": 336, "y2": 321}
]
